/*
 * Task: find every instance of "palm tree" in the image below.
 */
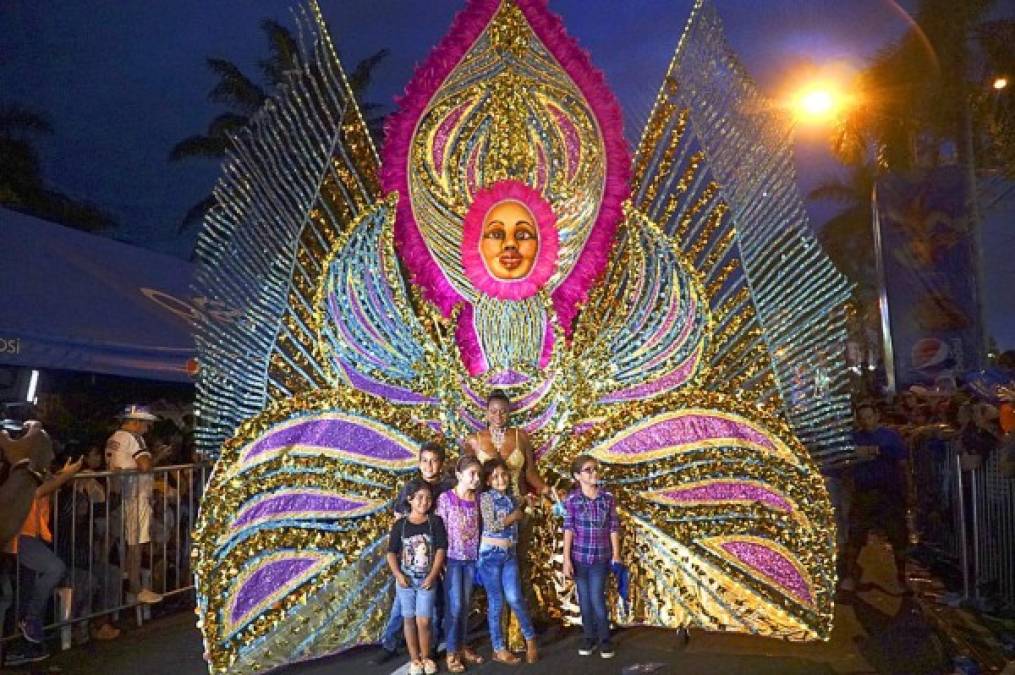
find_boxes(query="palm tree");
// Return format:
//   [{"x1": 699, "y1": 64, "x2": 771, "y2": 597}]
[
  {"x1": 831, "y1": 0, "x2": 1014, "y2": 177},
  {"x1": 170, "y1": 19, "x2": 389, "y2": 231},
  {"x1": 0, "y1": 103, "x2": 117, "y2": 232},
  {"x1": 0, "y1": 103, "x2": 52, "y2": 205}
]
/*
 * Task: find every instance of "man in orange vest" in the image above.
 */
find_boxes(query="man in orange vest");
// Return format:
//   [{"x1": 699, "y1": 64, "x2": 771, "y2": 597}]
[{"x1": 5, "y1": 453, "x2": 82, "y2": 662}]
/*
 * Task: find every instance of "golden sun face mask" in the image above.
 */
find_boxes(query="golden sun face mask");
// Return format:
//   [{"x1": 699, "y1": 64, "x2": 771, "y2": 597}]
[{"x1": 480, "y1": 200, "x2": 539, "y2": 280}]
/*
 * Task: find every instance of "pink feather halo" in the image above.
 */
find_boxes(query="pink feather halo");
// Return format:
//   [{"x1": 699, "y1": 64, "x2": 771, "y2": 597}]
[{"x1": 460, "y1": 181, "x2": 559, "y2": 301}]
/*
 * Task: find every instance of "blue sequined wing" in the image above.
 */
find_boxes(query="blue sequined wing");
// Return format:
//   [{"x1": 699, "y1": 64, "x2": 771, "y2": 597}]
[
  {"x1": 571, "y1": 212, "x2": 709, "y2": 409},
  {"x1": 626, "y1": 0, "x2": 854, "y2": 466},
  {"x1": 192, "y1": 2, "x2": 395, "y2": 460},
  {"x1": 193, "y1": 388, "x2": 438, "y2": 674},
  {"x1": 315, "y1": 195, "x2": 442, "y2": 406}
]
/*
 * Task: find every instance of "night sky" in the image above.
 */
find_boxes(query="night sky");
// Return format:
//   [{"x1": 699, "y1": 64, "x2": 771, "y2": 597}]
[
  {"x1": 9, "y1": 1, "x2": 1013, "y2": 348},
  {"x1": 1, "y1": 0, "x2": 912, "y2": 257}
]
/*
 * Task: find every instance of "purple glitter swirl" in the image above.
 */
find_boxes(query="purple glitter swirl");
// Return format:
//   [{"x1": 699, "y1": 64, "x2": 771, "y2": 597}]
[
  {"x1": 598, "y1": 351, "x2": 699, "y2": 403},
  {"x1": 657, "y1": 482, "x2": 792, "y2": 512},
  {"x1": 243, "y1": 416, "x2": 416, "y2": 463},
  {"x1": 231, "y1": 557, "x2": 318, "y2": 623},
  {"x1": 605, "y1": 413, "x2": 776, "y2": 456},
  {"x1": 338, "y1": 359, "x2": 437, "y2": 404},
  {"x1": 233, "y1": 492, "x2": 370, "y2": 529},
  {"x1": 721, "y1": 540, "x2": 813, "y2": 605},
  {"x1": 488, "y1": 369, "x2": 529, "y2": 386},
  {"x1": 433, "y1": 102, "x2": 469, "y2": 175},
  {"x1": 549, "y1": 105, "x2": 579, "y2": 179}
]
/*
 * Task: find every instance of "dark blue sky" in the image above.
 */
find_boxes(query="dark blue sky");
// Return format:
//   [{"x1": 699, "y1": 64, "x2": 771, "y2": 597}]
[{"x1": 0, "y1": 0, "x2": 913, "y2": 258}]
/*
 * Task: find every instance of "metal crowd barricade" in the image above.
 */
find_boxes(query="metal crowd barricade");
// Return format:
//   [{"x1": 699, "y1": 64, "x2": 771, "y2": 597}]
[
  {"x1": 0, "y1": 462, "x2": 210, "y2": 652},
  {"x1": 970, "y1": 444, "x2": 1015, "y2": 608},
  {"x1": 911, "y1": 430, "x2": 963, "y2": 562},
  {"x1": 912, "y1": 432, "x2": 1015, "y2": 609}
]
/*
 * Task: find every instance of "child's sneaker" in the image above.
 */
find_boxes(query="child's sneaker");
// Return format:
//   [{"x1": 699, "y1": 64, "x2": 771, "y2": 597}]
[
  {"x1": 422, "y1": 658, "x2": 438, "y2": 675},
  {"x1": 578, "y1": 639, "x2": 595, "y2": 656},
  {"x1": 19, "y1": 617, "x2": 44, "y2": 643},
  {"x1": 599, "y1": 641, "x2": 616, "y2": 659},
  {"x1": 409, "y1": 660, "x2": 424, "y2": 675},
  {"x1": 4, "y1": 640, "x2": 49, "y2": 666}
]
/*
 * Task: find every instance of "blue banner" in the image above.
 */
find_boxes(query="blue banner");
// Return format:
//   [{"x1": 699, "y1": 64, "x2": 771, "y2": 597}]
[{"x1": 875, "y1": 167, "x2": 983, "y2": 389}]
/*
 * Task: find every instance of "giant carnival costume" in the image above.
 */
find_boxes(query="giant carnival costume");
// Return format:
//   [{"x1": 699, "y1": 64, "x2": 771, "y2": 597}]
[{"x1": 191, "y1": 1, "x2": 855, "y2": 672}]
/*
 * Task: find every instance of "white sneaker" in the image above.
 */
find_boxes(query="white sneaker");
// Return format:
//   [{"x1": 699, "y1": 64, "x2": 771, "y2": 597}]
[{"x1": 137, "y1": 589, "x2": 163, "y2": 604}]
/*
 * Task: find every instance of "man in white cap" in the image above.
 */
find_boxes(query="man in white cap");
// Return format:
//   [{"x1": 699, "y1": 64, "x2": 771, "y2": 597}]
[{"x1": 105, "y1": 404, "x2": 162, "y2": 605}]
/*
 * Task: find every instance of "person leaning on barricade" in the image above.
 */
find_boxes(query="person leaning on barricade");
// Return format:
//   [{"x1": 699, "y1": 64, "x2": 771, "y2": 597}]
[
  {"x1": 0, "y1": 419, "x2": 54, "y2": 548},
  {"x1": 104, "y1": 404, "x2": 164, "y2": 605}
]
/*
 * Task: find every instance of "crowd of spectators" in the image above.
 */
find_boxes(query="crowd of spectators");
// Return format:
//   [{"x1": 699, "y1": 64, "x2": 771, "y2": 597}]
[
  {"x1": 830, "y1": 360, "x2": 1015, "y2": 599},
  {"x1": 0, "y1": 402, "x2": 204, "y2": 666}
]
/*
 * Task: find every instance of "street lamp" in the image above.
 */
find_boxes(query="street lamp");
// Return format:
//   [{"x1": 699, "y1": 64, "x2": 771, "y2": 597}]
[{"x1": 789, "y1": 77, "x2": 856, "y2": 128}]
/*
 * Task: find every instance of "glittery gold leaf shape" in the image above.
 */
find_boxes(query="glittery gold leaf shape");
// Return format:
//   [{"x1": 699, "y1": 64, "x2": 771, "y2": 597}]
[
  {"x1": 556, "y1": 389, "x2": 835, "y2": 640},
  {"x1": 193, "y1": 387, "x2": 441, "y2": 674}
]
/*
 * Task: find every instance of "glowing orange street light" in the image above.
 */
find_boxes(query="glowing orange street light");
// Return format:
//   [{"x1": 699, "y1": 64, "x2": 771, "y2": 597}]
[
  {"x1": 792, "y1": 81, "x2": 850, "y2": 126},
  {"x1": 993, "y1": 77, "x2": 1009, "y2": 91}
]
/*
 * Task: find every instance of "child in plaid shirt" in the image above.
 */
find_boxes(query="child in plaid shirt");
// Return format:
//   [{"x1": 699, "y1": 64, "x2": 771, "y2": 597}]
[{"x1": 562, "y1": 454, "x2": 620, "y2": 659}]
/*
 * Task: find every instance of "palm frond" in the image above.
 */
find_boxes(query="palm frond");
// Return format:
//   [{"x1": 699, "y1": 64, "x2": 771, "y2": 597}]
[
  {"x1": 168, "y1": 134, "x2": 230, "y2": 161},
  {"x1": 347, "y1": 49, "x2": 389, "y2": 97},
  {"x1": 206, "y1": 58, "x2": 267, "y2": 114},
  {"x1": 178, "y1": 194, "x2": 218, "y2": 233},
  {"x1": 258, "y1": 19, "x2": 299, "y2": 86}
]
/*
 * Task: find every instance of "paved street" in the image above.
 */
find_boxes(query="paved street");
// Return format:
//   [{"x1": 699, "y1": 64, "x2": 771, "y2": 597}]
[{"x1": 16, "y1": 539, "x2": 945, "y2": 675}]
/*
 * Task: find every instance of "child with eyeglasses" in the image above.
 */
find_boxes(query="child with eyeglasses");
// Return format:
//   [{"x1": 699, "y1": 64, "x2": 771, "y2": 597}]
[{"x1": 562, "y1": 454, "x2": 620, "y2": 659}]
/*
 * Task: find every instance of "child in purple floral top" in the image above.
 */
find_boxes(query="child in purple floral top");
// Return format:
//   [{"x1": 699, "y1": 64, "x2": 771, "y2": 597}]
[
  {"x1": 563, "y1": 454, "x2": 621, "y2": 659},
  {"x1": 434, "y1": 455, "x2": 484, "y2": 672}
]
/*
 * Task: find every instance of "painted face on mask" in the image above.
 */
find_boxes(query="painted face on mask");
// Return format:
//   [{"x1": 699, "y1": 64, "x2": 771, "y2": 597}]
[{"x1": 480, "y1": 200, "x2": 539, "y2": 280}]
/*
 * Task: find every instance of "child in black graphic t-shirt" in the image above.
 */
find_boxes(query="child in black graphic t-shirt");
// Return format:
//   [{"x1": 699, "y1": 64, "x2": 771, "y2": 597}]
[{"x1": 386, "y1": 479, "x2": 447, "y2": 675}]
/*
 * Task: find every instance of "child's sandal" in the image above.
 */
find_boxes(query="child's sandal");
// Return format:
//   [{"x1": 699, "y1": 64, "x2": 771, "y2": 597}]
[
  {"x1": 493, "y1": 649, "x2": 521, "y2": 665},
  {"x1": 461, "y1": 646, "x2": 485, "y2": 664},
  {"x1": 409, "y1": 660, "x2": 424, "y2": 675},
  {"x1": 422, "y1": 658, "x2": 438, "y2": 675},
  {"x1": 446, "y1": 654, "x2": 465, "y2": 673}
]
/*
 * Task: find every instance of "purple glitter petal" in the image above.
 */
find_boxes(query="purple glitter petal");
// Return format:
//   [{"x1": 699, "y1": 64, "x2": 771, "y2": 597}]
[
  {"x1": 488, "y1": 369, "x2": 529, "y2": 386},
  {"x1": 598, "y1": 351, "x2": 699, "y2": 403},
  {"x1": 328, "y1": 295, "x2": 387, "y2": 369},
  {"x1": 657, "y1": 482, "x2": 792, "y2": 512},
  {"x1": 243, "y1": 416, "x2": 417, "y2": 463},
  {"x1": 231, "y1": 557, "x2": 317, "y2": 623},
  {"x1": 346, "y1": 284, "x2": 384, "y2": 344},
  {"x1": 721, "y1": 541, "x2": 813, "y2": 605},
  {"x1": 433, "y1": 102, "x2": 469, "y2": 175},
  {"x1": 549, "y1": 105, "x2": 579, "y2": 179},
  {"x1": 233, "y1": 492, "x2": 371, "y2": 529},
  {"x1": 338, "y1": 359, "x2": 437, "y2": 405},
  {"x1": 605, "y1": 412, "x2": 776, "y2": 456}
]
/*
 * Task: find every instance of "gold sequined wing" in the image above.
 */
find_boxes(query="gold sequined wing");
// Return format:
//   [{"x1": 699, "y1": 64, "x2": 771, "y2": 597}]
[
  {"x1": 561, "y1": 389, "x2": 835, "y2": 640},
  {"x1": 193, "y1": 1, "x2": 385, "y2": 459},
  {"x1": 192, "y1": 388, "x2": 440, "y2": 674}
]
